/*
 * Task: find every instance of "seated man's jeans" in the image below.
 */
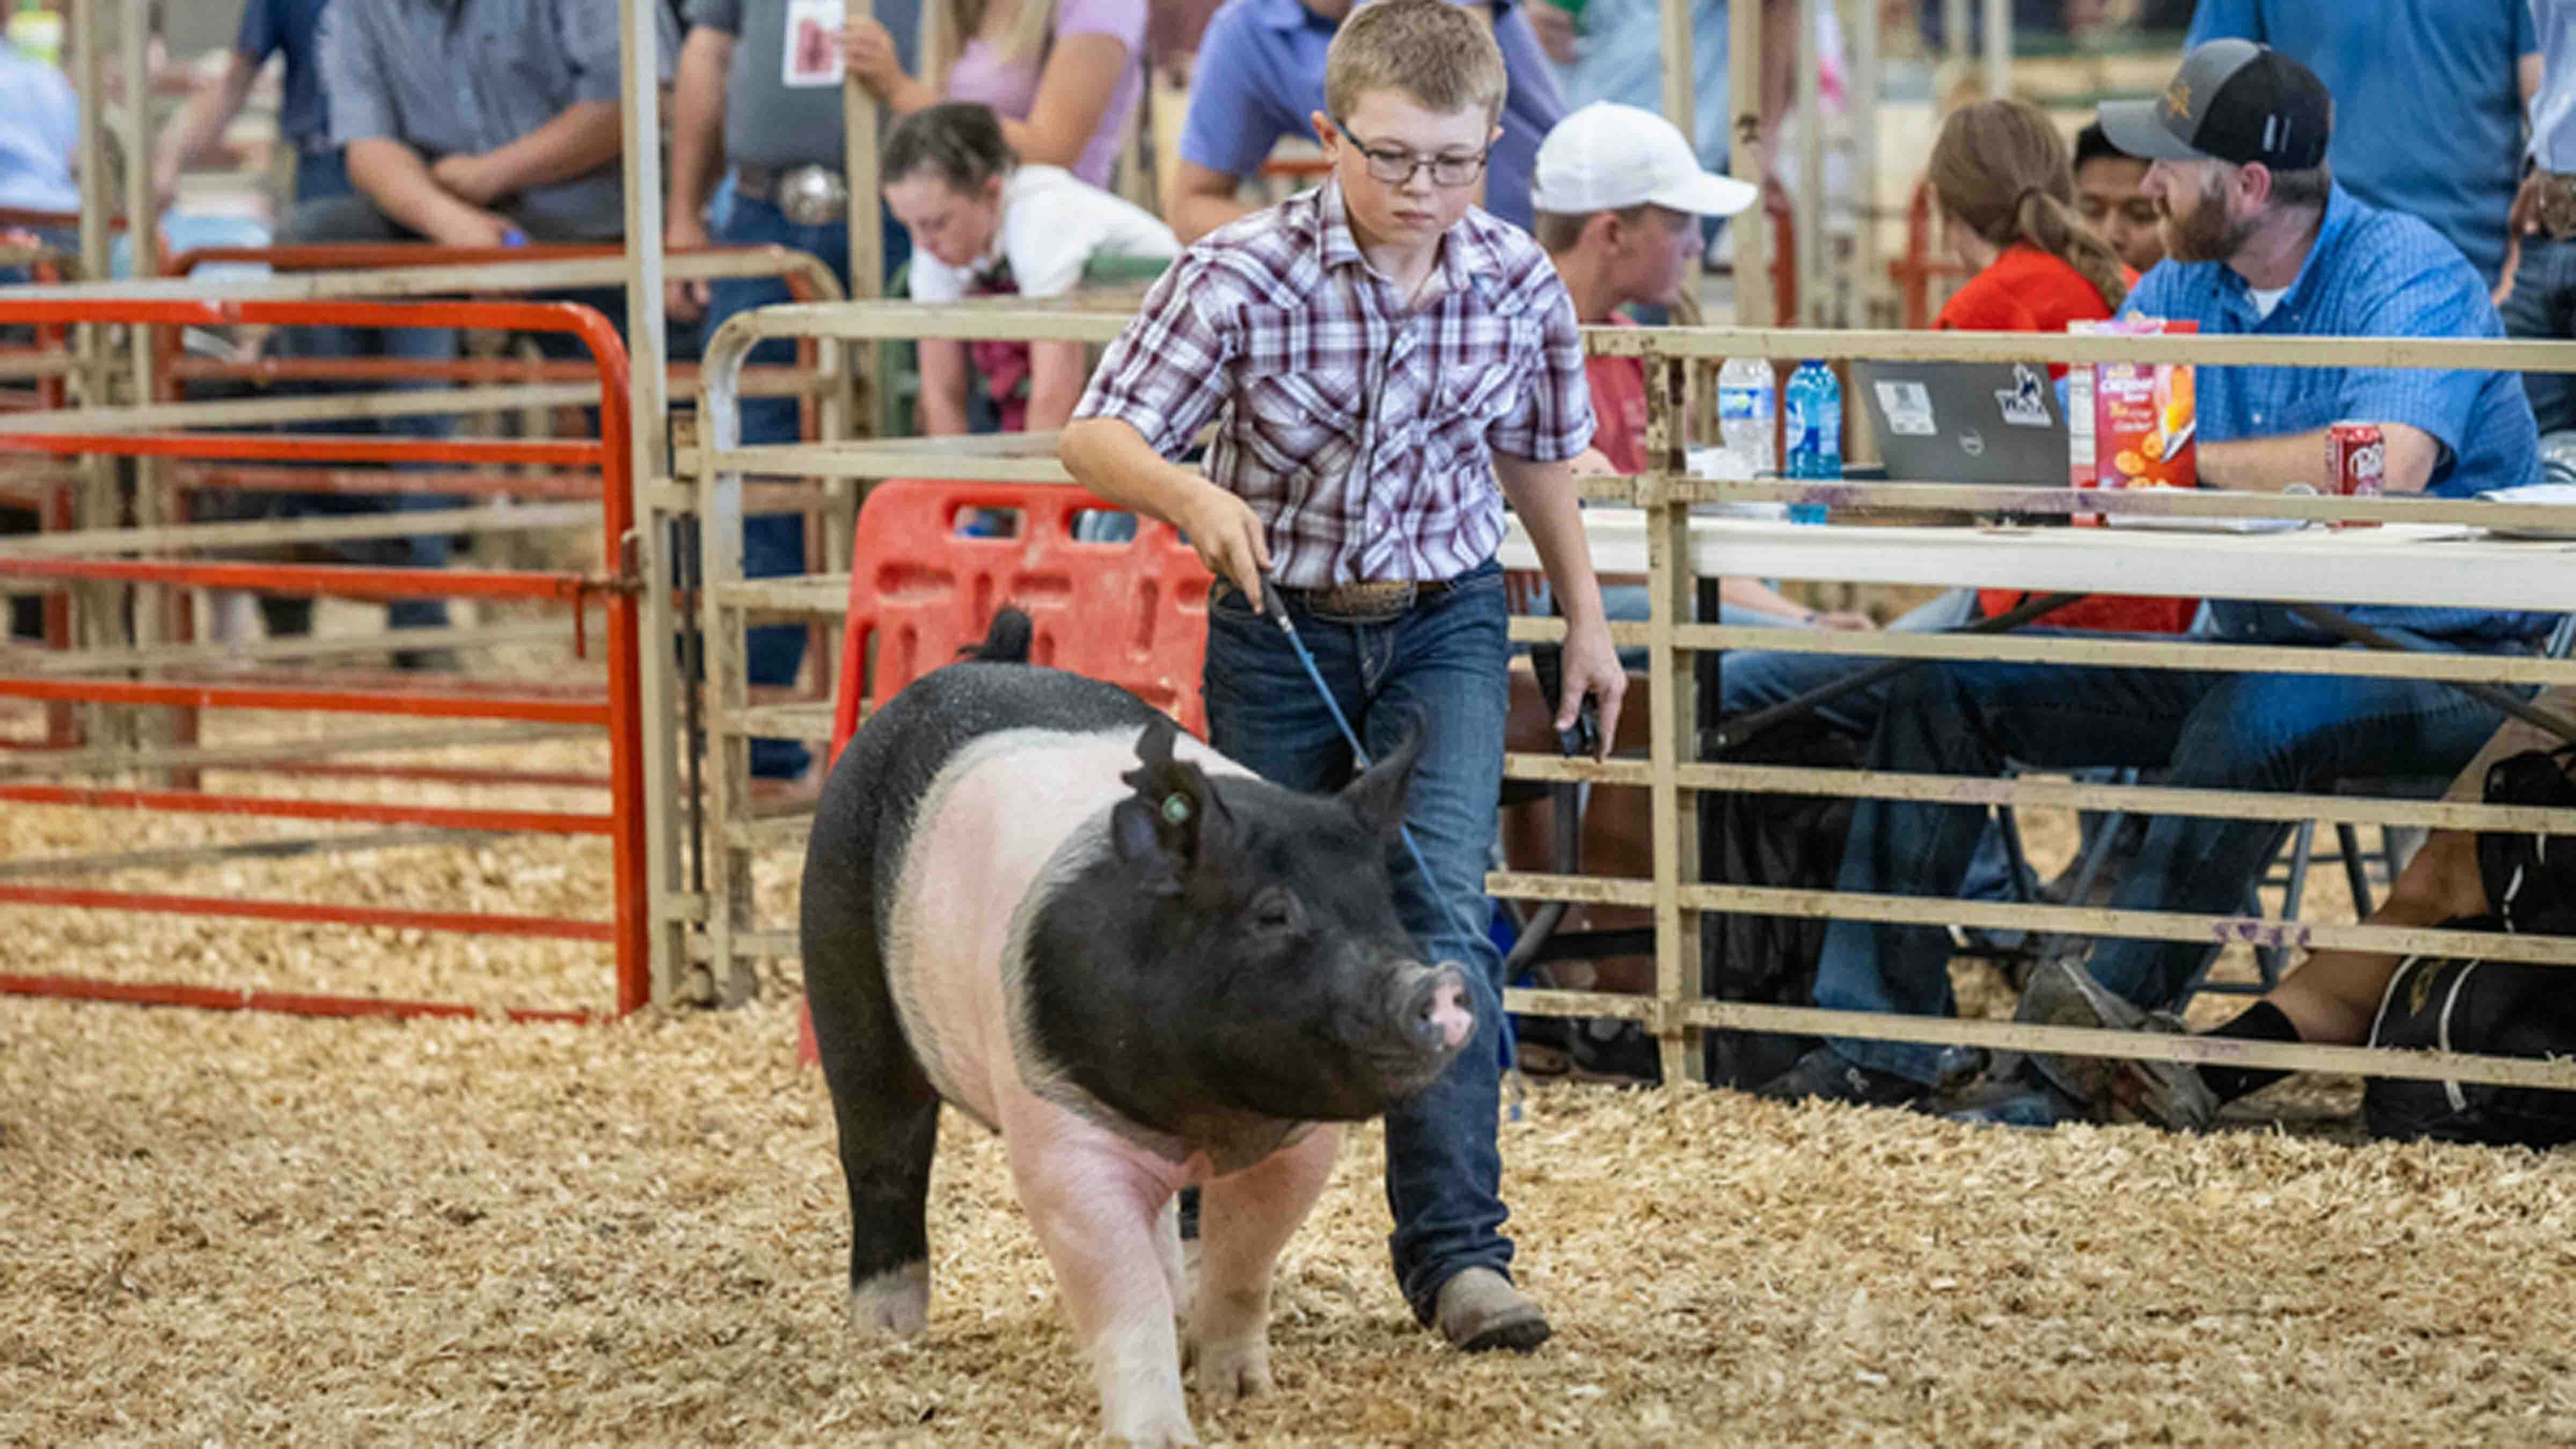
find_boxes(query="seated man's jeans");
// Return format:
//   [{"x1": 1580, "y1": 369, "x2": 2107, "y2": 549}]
[
  {"x1": 1813, "y1": 650, "x2": 2519, "y2": 1085},
  {"x1": 1706, "y1": 587, "x2": 1975, "y2": 733},
  {"x1": 1201, "y1": 561, "x2": 1516, "y2": 1322},
  {"x1": 2501, "y1": 232, "x2": 2576, "y2": 435},
  {"x1": 1704, "y1": 587, "x2": 2021, "y2": 907}
]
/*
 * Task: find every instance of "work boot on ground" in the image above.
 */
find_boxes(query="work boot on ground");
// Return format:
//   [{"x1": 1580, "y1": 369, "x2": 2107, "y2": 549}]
[
  {"x1": 1434, "y1": 1268, "x2": 1552, "y2": 1353},
  {"x1": 2016, "y1": 957, "x2": 2218, "y2": 1131},
  {"x1": 1752, "y1": 1045, "x2": 1928, "y2": 1109}
]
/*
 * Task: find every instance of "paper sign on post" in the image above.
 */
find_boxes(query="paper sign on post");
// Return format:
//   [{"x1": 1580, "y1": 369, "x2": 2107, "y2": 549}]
[{"x1": 784, "y1": 0, "x2": 849, "y2": 87}]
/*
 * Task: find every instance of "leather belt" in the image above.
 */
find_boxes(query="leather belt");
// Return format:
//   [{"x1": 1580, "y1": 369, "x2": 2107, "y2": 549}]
[
  {"x1": 733, "y1": 161, "x2": 849, "y2": 226},
  {"x1": 2535, "y1": 170, "x2": 2576, "y2": 240},
  {"x1": 1273, "y1": 576, "x2": 1456, "y2": 622}
]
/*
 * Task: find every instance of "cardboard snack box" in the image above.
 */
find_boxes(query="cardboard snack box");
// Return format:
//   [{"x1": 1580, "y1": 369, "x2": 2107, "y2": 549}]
[{"x1": 2068, "y1": 317, "x2": 2198, "y2": 492}]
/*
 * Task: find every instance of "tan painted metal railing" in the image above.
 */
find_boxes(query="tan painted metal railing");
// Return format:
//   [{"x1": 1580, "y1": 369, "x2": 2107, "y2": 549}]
[{"x1": 680, "y1": 303, "x2": 2576, "y2": 1097}]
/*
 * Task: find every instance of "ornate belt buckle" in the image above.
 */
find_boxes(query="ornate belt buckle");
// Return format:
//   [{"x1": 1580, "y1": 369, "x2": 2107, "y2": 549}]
[
  {"x1": 776, "y1": 164, "x2": 849, "y2": 227},
  {"x1": 1314, "y1": 580, "x2": 1416, "y2": 621}
]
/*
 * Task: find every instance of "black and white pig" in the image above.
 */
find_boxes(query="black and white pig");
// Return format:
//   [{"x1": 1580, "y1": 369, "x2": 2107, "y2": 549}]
[{"x1": 800, "y1": 608, "x2": 1474, "y2": 1446}]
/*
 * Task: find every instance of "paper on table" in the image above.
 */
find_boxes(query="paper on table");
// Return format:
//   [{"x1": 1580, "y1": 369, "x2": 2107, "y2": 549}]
[{"x1": 2476, "y1": 482, "x2": 2576, "y2": 540}]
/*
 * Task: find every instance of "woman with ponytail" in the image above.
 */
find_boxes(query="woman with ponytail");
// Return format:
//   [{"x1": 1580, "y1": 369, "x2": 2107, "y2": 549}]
[
  {"x1": 1928, "y1": 99, "x2": 2134, "y2": 341},
  {"x1": 1927, "y1": 101, "x2": 2194, "y2": 637}
]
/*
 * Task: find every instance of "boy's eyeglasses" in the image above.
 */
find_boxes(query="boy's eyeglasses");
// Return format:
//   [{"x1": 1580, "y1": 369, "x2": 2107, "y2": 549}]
[{"x1": 1330, "y1": 116, "x2": 1490, "y2": 188}]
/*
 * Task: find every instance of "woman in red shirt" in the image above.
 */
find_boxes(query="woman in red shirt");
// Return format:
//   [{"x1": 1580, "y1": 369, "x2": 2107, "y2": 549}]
[
  {"x1": 1930, "y1": 98, "x2": 2130, "y2": 338},
  {"x1": 1927, "y1": 98, "x2": 2191, "y2": 635}
]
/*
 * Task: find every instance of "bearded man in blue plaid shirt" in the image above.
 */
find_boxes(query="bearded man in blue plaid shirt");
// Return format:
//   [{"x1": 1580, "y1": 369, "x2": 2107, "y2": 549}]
[
  {"x1": 1064, "y1": 0, "x2": 1624, "y2": 1358},
  {"x1": 1759, "y1": 41, "x2": 2562, "y2": 1123}
]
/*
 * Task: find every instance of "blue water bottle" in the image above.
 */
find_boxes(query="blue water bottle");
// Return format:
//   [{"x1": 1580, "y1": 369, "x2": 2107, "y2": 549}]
[{"x1": 1783, "y1": 359, "x2": 1841, "y2": 523}]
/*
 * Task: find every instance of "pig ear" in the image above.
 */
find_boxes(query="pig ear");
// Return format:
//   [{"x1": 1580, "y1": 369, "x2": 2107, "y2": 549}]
[
  {"x1": 1340, "y1": 723, "x2": 1423, "y2": 836},
  {"x1": 1115, "y1": 717, "x2": 1228, "y2": 892}
]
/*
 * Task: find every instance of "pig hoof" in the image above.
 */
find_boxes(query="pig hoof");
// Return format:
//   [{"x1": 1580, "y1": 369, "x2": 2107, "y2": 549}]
[
  {"x1": 1102, "y1": 1409, "x2": 1199, "y2": 1447},
  {"x1": 849, "y1": 1261, "x2": 930, "y2": 1338},
  {"x1": 1187, "y1": 1332, "x2": 1274, "y2": 1400}
]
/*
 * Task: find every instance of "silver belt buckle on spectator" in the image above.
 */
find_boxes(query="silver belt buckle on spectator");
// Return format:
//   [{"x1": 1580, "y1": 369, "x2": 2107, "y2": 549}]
[{"x1": 775, "y1": 164, "x2": 849, "y2": 226}]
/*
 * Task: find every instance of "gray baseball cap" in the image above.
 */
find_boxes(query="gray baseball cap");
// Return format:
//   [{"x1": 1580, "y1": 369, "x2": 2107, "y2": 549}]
[{"x1": 2099, "y1": 39, "x2": 2333, "y2": 171}]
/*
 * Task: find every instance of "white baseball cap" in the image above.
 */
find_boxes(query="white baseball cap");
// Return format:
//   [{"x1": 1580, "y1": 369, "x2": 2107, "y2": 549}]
[{"x1": 1531, "y1": 102, "x2": 1760, "y2": 218}]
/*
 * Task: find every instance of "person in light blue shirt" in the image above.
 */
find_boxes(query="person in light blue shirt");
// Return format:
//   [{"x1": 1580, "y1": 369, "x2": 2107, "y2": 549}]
[
  {"x1": 0, "y1": 12, "x2": 76, "y2": 642},
  {"x1": 1755, "y1": 42, "x2": 2557, "y2": 1121},
  {"x1": 2187, "y1": 0, "x2": 2536, "y2": 289},
  {"x1": 1169, "y1": 0, "x2": 1563, "y2": 241},
  {"x1": 1558, "y1": 0, "x2": 1730, "y2": 175},
  {"x1": 2499, "y1": 0, "x2": 2576, "y2": 435},
  {"x1": 0, "y1": 14, "x2": 78, "y2": 217}
]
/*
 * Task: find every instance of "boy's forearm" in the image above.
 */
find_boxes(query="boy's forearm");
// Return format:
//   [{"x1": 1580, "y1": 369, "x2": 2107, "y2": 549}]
[
  {"x1": 1495, "y1": 456, "x2": 1607, "y2": 621},
  {"x1": 1060, "y1": 416, "x2": 1209, "y2": 524},
  {"x1": 1497, "y1": 452, "x2": 1629, "y2": 750}
]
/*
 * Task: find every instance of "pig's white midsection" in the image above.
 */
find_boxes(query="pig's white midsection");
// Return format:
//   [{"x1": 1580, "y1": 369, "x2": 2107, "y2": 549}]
[{"x1": 881, "y1": 724, "x2": 1249, "y2": 1136}]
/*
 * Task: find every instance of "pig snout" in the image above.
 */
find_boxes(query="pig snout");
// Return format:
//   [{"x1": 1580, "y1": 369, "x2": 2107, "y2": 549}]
[{"x1": 1405, "y1": 964, "x2": 1474, "y2": 1053}]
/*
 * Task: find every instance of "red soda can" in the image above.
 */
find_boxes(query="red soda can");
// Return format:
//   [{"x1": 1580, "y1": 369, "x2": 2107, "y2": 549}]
[{"x1": 2326, "y1": 420, "x2": 2385, "y2": 528}]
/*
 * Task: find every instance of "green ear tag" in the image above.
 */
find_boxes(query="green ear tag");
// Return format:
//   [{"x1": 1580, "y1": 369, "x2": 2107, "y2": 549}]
[{"x1": 1160, "y1": 793, "x2": 1192, "y2": 826}]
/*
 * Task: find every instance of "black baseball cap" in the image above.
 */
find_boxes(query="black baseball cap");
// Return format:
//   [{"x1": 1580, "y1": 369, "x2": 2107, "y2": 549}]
[{"x1": 2099, "y1": 39, "x2": 2332, "y2": 171}]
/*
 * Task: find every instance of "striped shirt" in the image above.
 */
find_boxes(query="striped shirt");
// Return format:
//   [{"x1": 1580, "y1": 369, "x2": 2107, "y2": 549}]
[{"x1": 1073, "y1": 180, "x2": 1594, "y2": 588}]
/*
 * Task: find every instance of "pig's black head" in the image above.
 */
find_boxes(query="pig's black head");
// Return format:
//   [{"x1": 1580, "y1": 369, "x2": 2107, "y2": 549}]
[{"x1": 1021, "y1": 716, "x2": 1473, "y2": 1141}]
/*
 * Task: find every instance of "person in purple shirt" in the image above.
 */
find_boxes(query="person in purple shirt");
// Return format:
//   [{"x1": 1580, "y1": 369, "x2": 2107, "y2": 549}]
[
  {"x1": 841, "y1": 0, "x2": 1146, "y2": 192},
  {"x1": 1169, "y1": 0, "x2": 1565, "y2": 242}
]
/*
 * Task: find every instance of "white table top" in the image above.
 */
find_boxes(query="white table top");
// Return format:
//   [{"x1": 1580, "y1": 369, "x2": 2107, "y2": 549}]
[{"x1": 1497, "y1": 513, "x2": 2576, "y2": 613}]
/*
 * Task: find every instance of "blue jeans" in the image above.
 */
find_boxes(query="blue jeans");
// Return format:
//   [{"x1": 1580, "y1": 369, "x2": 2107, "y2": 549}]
[
  {"x1": 2501, "y1": 232, "x2": 2576, "y2": 434},
  {"x1": 292, "y1": 147, "x2": 351, "y2": 205},
  {"x1": 1704, "y1": 588, "x2": 2020, "y2": 908},
  {"x1": 694, "y1": 195, "x2": 893, "y2": 777},
  {"x1": 265, "y1": 194, "x2": 478, "y2": 631},
  {"x1": 1707, "y1": 587, "x2": 1977, "y2": 730},
  {"x1": 1201, "y1": 561, "x2": 1516, "y2": 1322},
  {"x1": 1813, "y1": 654, "x2": 2517, "y2": 1084}
]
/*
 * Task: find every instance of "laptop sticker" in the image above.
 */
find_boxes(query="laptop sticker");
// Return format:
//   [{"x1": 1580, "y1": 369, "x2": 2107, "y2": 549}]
[
  {"x1": 1874, "y1": 379, "x2": 1936, "y2": 436},
  {"x1": 1995, "y1": 363, "x2": 2053, "y2": 428},
  {"x1": 1957, "y1": 429, "x2": 1987, "y2": 457}
]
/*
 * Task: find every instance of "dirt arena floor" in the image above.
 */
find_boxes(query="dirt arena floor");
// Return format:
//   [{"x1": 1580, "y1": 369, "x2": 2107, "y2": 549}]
[{"x1": 6, "y1": 690, "x2": 2574, "y2": 1445}]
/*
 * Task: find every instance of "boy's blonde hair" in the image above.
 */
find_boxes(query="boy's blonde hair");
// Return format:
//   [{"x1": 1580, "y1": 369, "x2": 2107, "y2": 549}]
[{"x1": 1324, "y1": 0, "x2": 1509, "y2": 127}]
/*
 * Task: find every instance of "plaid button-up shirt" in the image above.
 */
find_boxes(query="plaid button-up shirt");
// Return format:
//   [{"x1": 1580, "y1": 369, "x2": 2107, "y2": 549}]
[{"x1": 1074, "y1": 181, "x2": 1594, "y2": 588}]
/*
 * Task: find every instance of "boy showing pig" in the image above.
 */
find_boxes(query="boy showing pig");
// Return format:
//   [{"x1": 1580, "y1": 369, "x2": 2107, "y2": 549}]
[{"x1": 1063, "y1": 0, "x2": 1625, "y2": 1359}]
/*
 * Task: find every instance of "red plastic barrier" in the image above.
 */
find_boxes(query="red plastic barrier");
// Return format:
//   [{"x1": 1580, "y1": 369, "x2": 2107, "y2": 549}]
[
  {"x1": 800, "y1": 479, "x2": 1214, "y2": 1063},
  {"x1": 826, "y1": 479, "x2": 1214, "y2": 765}
]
